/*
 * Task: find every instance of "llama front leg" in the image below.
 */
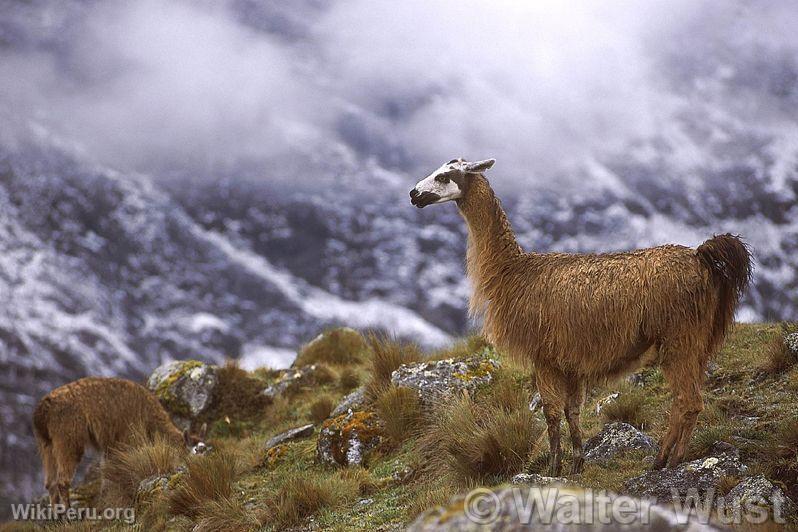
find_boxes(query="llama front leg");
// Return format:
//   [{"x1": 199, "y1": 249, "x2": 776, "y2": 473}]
[
  {"x1": 654, "y1": 351, "x2": 705, "y2": 469},
  {"x1": 564, "y1": 379, "x2": 585, "y2": 475},
  {"x1": 535, "y1": 365, "x2": 566, "y2": 477},
  {"x1": 51, "y1": 438, "x2": 83, "y2": 507}
]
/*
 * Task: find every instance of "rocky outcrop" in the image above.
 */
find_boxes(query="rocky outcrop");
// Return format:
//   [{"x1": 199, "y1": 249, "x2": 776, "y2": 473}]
[
  {"x1": 391, "y1": 352, "x2": 499, "y2": 405},
  {"x1": 726, "y1": 474, "x2": 797, "y2": 523},
  {"x1": 584, "y1": 422, "x2": 658, "y2": 463},
  {"x1": 406, "y1": 485, "x2": 718, "y2": 531},
  {"x1": 317, "y1": 410, "x2": 383, "y2": 467},
  {"x1": 331, "y1": 386, "x2": 366, "y2": 417},
  {"x1": 264, "y1": 424, "x2": 314, "y2": 451},
  {"x1": 147, "y1": 360, "x2": 218, "y2": 428},
  {"x1": 623, "y1": 444, "x2": 747, "y2": 503}
]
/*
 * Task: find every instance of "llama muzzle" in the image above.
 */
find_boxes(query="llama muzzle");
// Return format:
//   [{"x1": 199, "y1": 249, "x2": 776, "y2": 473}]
[{"x1": 409, "y1": 189, "x2": 440, "y2": 208}]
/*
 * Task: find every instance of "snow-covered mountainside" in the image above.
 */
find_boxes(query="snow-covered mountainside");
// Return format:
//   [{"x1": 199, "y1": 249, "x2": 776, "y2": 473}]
[{"x1": 1, "y1": 0, "x2": 797, "y2": 517}]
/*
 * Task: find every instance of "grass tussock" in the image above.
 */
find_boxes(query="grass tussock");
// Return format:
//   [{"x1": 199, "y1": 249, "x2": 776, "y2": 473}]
[
  {"x1": 202, "y1": 361, "x2": 272, "y2": 425},
  {"x1": 365, "y1": 334, "x2": 422, "y2": 400},
  {"x1": 760, "y1": 322, "x2": 798, "y2": 375},
  {"x1": 193, "y1": 496, "x2": 262, "y2": 532},
  {"x1": 309, "y1": 395, "x2": 335, "y2": 424},
  {"x1": 374, "y1": 385, "x2": 422, "y2": 445},
  {"x1": 338, "y1": 367, "x2": 361, "y2": 391},
  {"x1": 418, "y1": 374, "x2": 544, "y2": 484},
  {"x1": 169, "y1": 451, "x2": 238, "y2": 518},
  {"x1": 294, "y1": 327, "x2": 369, "y2": 367},
  {"x1": 101, "y1": 432, "x2": 184, "y2": 505},
  {"x1": 271, "y1": 474, "x2": 359, "y2": 527},
  {"x1": 600, "y1": 387, "x2": 650, "y2": 430}
]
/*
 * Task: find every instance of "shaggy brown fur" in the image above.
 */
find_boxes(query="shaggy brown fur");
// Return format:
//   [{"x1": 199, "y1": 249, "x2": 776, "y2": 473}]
[
  {"x1": 32, "y1": 377, "x2": 199, "y2": 506},
  {"x1": 430, "y1": 171, "x2": 751, "y2": 475}
]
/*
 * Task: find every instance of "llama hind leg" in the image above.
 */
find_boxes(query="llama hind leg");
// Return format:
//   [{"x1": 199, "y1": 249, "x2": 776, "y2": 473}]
[
  {"x1": 564, "y1": 379, "x2": 586, "y2": 475},
  {"x1": 535, "y1": 365, "x2": 567, "y2": 477}
]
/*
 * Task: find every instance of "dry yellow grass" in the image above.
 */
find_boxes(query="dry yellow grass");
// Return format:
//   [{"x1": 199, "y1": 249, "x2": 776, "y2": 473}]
[{"x1": 100, "y1": 432, "x2": 183, "y2": 505}]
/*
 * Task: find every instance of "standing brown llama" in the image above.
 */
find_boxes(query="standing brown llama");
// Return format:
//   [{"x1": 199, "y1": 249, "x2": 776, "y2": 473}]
[
  {"x1": 410, "y1": 157, "x2": 751, "y2": 476},
  {"x1": 32, "y1": 377, "x2": 206, "y2": 506}
]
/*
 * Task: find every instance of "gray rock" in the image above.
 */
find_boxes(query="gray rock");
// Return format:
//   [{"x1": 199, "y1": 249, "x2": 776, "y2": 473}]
[
  {"x1": 136, "y1": 467, "x2": 186, "y2": 502},
  {"x1": 260, "y1": 364, "x2": 319, "y2": 400},
  {"x1": 785, "y1": 332, "x2": 798, "y2": 356},
  {"x1": 147, "y1": 360, "x2": 218, "y2": 418},
  {"x1": 331, "y1": 386, "x2": 366, "y2": 417},
  {"x1": 511, "y1": 473, "x2": 572, "y2": 486},
  {"x1": 624, "y1": 449, "x2": 748, "y2": 504},
  {"x1": 407, "y1": 485, "x2": 719, "y2": 531},
  {"x1": 726, "y1": 474, "x2": 797, "y2": 523},
  {"x1": 316, "y1": 410, "x2": 382, "y2": 467},
  {"x1": 265, "y1": 424, "x2": 314, "y2": 451},
  {"x1": 584, "y1": 422, "x2": 658, "y2": 463},
  {"x1": 391, "y1": 352, "x2": 499, "y2": 405}
]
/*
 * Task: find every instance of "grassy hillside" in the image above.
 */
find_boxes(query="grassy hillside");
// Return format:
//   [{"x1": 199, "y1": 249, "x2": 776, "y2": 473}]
[{"x1": 4, "y1": 323, "x2": 798, "y2": 531}]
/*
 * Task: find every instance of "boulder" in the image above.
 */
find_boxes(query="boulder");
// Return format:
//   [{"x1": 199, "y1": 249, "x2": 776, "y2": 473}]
[
  {"x1": 260, "y1": 364, "x2": 321, "y2": 400},
  {"x1": 584, "y1": 422, "x2": 658, "y2": 463},
  {"x1": 148, "y1": 360, "x2": 218, "y2": 423},
  {"x1": 331, "y1": 386, "x2": 366, "y2": 417},
  {"x1": 264, "y1": 424, "x2": 314, "y2": 451},
  {"x1": 624, "y1": 444, "x2": 747, "y2": 504},
  {"x1": 391, "y1": 352, "x2": 500, "y2": 405},
  {"x1": 528, "y1": 392, "x2": 542, "y2": 412},
  {"x1": 407, "y1": 485, "x2": 719, "y2": 531},
  {"x1": 726, "y1": 474, "x2": 797, "y2": 523},
  {"x1": 317, "y1": 410, "x2": 382, "y2": 467}
]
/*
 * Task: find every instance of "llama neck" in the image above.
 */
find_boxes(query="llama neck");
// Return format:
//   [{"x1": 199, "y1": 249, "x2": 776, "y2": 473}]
[{"x1": 457, "y1": 176, "x2": 522, "y2": 311}]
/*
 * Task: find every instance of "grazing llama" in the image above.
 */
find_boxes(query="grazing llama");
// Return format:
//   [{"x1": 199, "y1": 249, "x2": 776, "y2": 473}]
[
  {"x1": 410, "y1": 158, "x2": 751, "y2": 475},
  {"x1": 33, "y1": 377, "x2": 206, "y2": 506}
]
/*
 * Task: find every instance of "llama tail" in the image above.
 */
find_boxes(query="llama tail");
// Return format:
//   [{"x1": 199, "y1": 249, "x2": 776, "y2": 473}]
[
  {"x1": 32, "y1": 397, "x2": 52, "y2": 445},
  {"x1": 696, "y1": 234, "x2": 753, "y2": 349}
]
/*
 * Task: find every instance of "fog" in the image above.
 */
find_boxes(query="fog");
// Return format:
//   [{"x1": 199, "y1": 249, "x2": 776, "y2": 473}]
[{"x1": 1, "y1": 0, "x2": 797, "y2": 185}]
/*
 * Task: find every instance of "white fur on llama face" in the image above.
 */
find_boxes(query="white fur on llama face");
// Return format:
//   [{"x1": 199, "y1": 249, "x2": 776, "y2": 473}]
[{"x1": 410, "y1": 158, "x2": 495, "y2": 208}]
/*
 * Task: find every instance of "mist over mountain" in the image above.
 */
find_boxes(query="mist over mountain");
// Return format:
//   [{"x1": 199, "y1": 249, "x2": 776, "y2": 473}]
[{"x1": 1, "y1": 0, "x2": 796, "y2": 515}]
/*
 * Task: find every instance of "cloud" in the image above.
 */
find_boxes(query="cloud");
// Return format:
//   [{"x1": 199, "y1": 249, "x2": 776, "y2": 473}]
[{"x1": 1, "y1": 0, "x2": 796, "y2": 186}]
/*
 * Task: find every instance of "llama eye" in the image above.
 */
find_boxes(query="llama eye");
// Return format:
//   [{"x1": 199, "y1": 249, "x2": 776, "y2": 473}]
[{"x1": 435, "y1": 175, "x2": 450, "y2": 183}]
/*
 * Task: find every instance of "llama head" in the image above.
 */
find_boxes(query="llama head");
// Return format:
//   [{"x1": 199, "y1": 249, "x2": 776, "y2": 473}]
[
  {"x1": 183, "y1": 422, "x2": 209, "y2": 454},
  {"x1": 410, "y1": 158, "x2": 495, "y2": 208}
]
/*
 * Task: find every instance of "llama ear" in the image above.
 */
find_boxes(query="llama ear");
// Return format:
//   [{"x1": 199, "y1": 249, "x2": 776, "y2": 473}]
[
  {"x1": 463, "y1": 159, "x2": 495, "y2": 173},
  {"x1": 198, "y1": 422, "x2": 208, "y2": 439},
  {"x1": 182, "y1": 429, "x2": 191, "y2": 447}
]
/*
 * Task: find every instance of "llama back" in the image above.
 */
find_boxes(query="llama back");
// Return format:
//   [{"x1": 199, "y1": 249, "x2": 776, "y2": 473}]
[
  {"x1": 36, "y1": 377, "x2": 183, "y2": 451},
  {"x1": 483, "y1": 244, "x2": 724, "y2": 375}
]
